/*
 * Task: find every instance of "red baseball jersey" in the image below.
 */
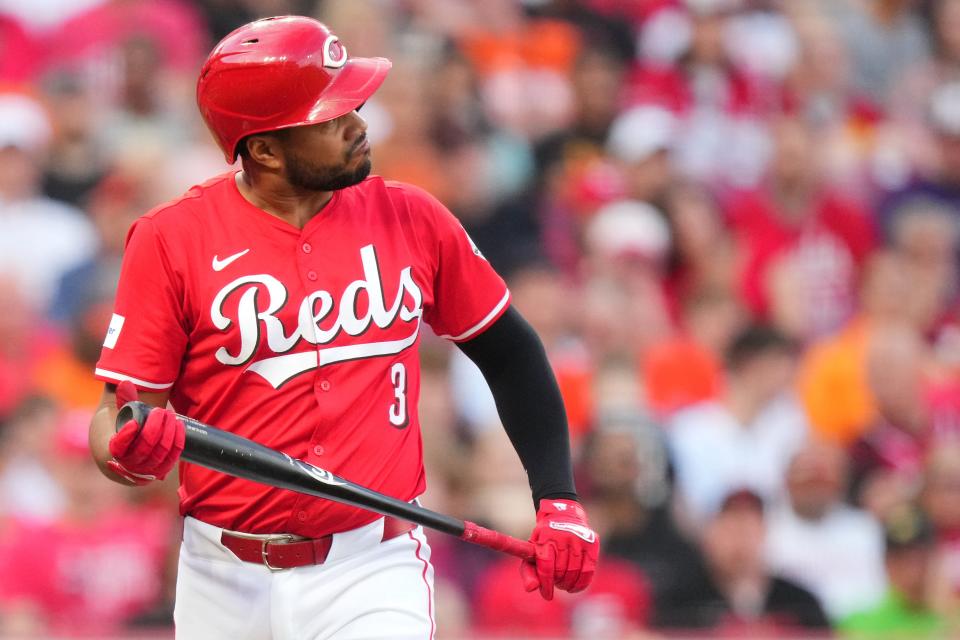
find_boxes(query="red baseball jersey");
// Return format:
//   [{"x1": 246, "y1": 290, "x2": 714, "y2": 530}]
[{"x1": 95, "y1": 172, "x2": 510, "y2": 536}]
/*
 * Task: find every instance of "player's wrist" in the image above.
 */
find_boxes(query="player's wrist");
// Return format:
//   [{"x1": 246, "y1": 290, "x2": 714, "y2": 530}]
[{"x1": 536, "y1": 498, "x2": 587, "y2": 519}]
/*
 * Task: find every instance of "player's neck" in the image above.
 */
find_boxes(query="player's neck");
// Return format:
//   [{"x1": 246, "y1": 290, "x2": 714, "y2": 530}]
[{"x1": 235, "y1": 170, "x2": 333, "y2": 230}]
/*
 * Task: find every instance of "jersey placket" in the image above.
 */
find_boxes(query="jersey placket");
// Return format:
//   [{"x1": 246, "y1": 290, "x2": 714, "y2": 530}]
[{"x1": 291, "y1": 221, "x2": 336, "y2": 531}]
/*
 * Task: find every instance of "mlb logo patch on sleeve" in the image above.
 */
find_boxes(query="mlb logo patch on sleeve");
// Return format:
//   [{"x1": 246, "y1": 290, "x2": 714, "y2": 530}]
[{"x1": 103, "y1": 314, "x2": 125, "y2": 349}]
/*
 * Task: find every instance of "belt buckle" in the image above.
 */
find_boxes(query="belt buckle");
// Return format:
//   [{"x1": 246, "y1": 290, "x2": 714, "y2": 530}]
[{"x1": 261, "y1": 534, "x2": 297, "y2": 572}]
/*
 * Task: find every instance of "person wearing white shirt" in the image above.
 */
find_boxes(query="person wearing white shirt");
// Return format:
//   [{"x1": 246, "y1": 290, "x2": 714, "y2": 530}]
[
  {"x1": 668, "y1": 325, "x2": 809, "y2": 523},
  {"x1": 0, "y1": 93, "x2": 97, "y2": 311},
  {"x1": 765, "y1": 440, "x2": 887, "y2": 621}
]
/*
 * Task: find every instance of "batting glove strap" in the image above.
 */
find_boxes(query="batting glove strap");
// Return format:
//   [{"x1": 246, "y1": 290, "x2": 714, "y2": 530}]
[
  {"x1": 106, "y1": 459, "x2": 157, "y2": 486},
  {"x1": 521, "y1": 498, "x2": 599, "y2": 600}
]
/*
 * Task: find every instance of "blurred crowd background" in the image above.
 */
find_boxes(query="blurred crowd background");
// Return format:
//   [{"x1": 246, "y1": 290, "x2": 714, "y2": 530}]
[{"x1": 1, "y1": 0, "x2": 960, "y2": 638}]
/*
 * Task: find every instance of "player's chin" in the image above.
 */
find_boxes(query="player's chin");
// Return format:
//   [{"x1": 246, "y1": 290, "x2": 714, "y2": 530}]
[
  {"x1": 352, "y1": 157, "x2": 372, "y2": 181},
  {"x1": 327, "y1": 159, "x2": 371, "y2": 191}
]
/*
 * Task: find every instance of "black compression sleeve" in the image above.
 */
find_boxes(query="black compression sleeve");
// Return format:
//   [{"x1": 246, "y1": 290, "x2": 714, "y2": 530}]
[{"x1": 456, "y1": 305, "x2": 578, "y2": 505}]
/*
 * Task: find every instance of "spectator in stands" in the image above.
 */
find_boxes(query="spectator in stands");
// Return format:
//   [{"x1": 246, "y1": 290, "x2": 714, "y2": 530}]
[
  {"x1": 366, "y1": 61, "x2": 452, "y2": 204},
  {"x1": 426, "y1": 48, "x2": 537, "y2": 271},
  {"x1": 849, "y1": 319, "x2": 960, "y2": 519},
  {"x1": 583, "y1": 410, "x2": 715, "y2": 629},
  {"x1": 840, "y1": 504, "x2": 952, "y2": 638},
  {"x1": 799, "y1": 250, "x2": 920, "y2": 447},
  {"x1": 660, "y1": 180, "x2": 739, "y2": 311},
  {"x1": 581, "y1": 200, "x2": 675, "y2": 364},
  {"x1": 31, "y1": 294, "x2": 114, "y2": 411},
  {"x1": 453, "y1": 0, "x2": 581, "y2": 138},
  {"x1": 636, "y1": 0, "x2": 785, "y2": 186},
  {"x1": 888, "y1": 0, "x2": 960, "y2": 177},
  {"x1": 448, "y1": 260, "x2": 592, "y2": 439},
  {"x1": 474, "y1": 547, "x2": 650, "y2": 637},
  {"x1": 0, "y1": 93, "x2": 97, "y2": 312},
  {"x1": 41, "y1": 0, "x2": 207, "y2": 100},
  {"x1": 920, "y1": 445, "x2": 960, "y2": 615},
  {"x1": 1, "y1": 410, "x2": 176, "y2": 636},
  {"x1": 819, "y1": 0, "x2": 930, "y2": 106},
  {"x1": 766, "y1": 440, "x2": 887, "y2": 621},
  {"x1": 0, "y1": 277, "x2": 59, "y2": 419},
  {"x1": 851, "y1": 323, "x2": 932, "y2": 516},
  {"x1": 0, "y1": 395, "x2": 64, "y2": 523},
  {"x1": 785, "y1": 4, "x2": 880, "y2": 189},
  {"x1": 642, "y1": 288, "x2": 731, "y2": 417},
  {"x1": 881, "y1": 81, "x2": 960, "y2": 238},
  {"x1": 887, "y1": 199, "x2": 960, "y2": 339},
  {"x1": 535, "y1": 45, "x2": 628, "y2": 180},
  {"x1": 669, "y1": 488, "x2": 829, "y2": 632},
  {"x1": 724, "y1": 114, "x2": 876, "y2": 339},
  {"x1": 534, "y1": 44, "x2": 630, "y2": 273},
  {"x1": 49, "y1": 171, "x2": 149, "y2": 324},
  {"x1": 0, "y1": 506, "x2": 45, "y2": 637},
  {"x1": 605, "y1": 105, "x2": 676, "y2": 209},
  {"x1": 39, "y1": 74, "x2": 107, "y2": 207},
  {"x1": 668, "y1": 325, "x2": 808, "y2": 522}
]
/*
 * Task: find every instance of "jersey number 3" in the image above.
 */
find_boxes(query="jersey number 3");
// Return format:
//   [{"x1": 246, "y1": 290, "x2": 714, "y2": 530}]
[{"x1": 388, "y1": 362, "x2": 408, "y2": 428}]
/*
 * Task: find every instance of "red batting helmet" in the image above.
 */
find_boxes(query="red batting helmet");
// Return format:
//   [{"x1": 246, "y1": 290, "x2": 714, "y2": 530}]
[{"x1": 197, "y1": 16, "x2": 391, "y2": 162}]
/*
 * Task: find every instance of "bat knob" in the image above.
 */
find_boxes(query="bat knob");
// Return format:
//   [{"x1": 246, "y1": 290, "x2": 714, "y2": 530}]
[{"x1": 116, "y1": 400, "x2": 152, "y2": 433}]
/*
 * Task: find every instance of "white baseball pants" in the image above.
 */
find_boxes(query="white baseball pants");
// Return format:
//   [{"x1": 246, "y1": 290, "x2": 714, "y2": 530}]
[{"x1": 174, "y1": 516, "x2": 436, "y2": 640}]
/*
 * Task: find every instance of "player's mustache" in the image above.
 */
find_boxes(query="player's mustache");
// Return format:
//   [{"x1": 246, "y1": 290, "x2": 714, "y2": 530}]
[{"x1": 349, "y1": 134, "x2": 368, "y2": 155}]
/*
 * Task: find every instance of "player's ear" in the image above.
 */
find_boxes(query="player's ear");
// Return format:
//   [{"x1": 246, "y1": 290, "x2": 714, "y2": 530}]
[{"x1": 244, "y1": 134, "x2": 284, "y2": 170}]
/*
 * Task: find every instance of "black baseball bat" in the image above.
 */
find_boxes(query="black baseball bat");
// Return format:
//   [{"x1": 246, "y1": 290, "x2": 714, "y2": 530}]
[{"x1": 117, "y1": 401, "x2": 534, "y2": 560}]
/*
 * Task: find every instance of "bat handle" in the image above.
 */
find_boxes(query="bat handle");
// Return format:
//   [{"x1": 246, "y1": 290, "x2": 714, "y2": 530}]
[
  {"x1": 460, "y1": 521, "x2": 535, "y2": 561},
  {"x1": 116, "y1": 400, "x2": 153, "y2": 433}
]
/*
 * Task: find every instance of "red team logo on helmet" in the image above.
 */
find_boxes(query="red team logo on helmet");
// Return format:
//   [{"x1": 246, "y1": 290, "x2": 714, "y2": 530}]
[{"x1": 321, "y1": 35, "x2": 347, "y2": 68}]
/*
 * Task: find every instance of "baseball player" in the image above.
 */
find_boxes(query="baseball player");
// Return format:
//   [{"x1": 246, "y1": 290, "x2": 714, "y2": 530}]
[{"x1": 88, "y1": 16, "x2": 598, "y2": 639}]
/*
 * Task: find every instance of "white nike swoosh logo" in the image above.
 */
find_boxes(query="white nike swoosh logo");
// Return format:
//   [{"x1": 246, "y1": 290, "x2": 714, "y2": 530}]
[
  {"x1": 548, "y1": 522, "x2": 597, "y2": 543},
  {"x1": 212, "y1": 249, "x2": 250, "y2": 271}
]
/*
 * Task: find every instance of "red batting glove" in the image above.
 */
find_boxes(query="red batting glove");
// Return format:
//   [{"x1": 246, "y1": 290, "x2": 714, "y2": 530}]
[
  {"x1": 520, "y1": 498, "x2": 599, "y2": 600},
  {"x1": 106, "y1": 380, "x2": 184, "y2": 485}
]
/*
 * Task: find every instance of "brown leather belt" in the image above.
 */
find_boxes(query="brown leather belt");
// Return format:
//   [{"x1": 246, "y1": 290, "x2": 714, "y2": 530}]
[{"x1": 220, "y1": 516, "x2": 416, "y2": 571}]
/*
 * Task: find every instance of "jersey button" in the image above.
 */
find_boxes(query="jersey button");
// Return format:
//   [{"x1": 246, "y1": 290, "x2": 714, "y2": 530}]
[
  {"x1": 307, "y1": 270, "x2": 318, "y2": 281},
  {"x1": 302, "y1": 242, "x2": 312, "y2": 254},
  {"x1": 297, "y1": 511, "x2": 307, "y2": 522},
  {"x1": 320, "y1": 380, "x2": 331, "y2": 391},
  {"x1": 313, "y1": 445, "x2": 325, "y2": 456}
]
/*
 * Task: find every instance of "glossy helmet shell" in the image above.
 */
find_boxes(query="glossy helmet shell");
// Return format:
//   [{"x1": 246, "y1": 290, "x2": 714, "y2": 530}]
[{"x1": 197, "y1": 16, "x2": 391, "y2": 162}]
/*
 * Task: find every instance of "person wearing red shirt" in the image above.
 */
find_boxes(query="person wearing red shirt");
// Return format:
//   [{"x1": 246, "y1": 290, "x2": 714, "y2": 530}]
[
  {"x1": 1, "y1": 411, "x2": 172, "y2": 636},
  {"x1": 724, "y1": 116, "x2": 875, "y2": 339},
  {"x1": 475, "y1": 555, "x2": 650, "y2": 637},
  {"x1": 86, "y1": 16, "x2": 597, "y2": 639}
]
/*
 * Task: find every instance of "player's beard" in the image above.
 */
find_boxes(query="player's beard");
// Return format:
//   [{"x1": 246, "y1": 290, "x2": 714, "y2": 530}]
[{"x1": 284, "y1": 144, "x2": 372, "y2": 192}]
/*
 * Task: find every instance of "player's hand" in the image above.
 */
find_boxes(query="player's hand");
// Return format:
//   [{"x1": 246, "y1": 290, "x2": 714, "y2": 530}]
[
  {"x1": 520, "y1": 498, "x2": 599, "y2": 600},
  {"x1": 107, "y1": 380, "x2": 184, "y2": 485}
]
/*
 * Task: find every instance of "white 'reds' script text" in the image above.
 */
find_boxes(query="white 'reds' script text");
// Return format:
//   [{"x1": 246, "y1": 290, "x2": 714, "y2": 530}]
[{"x1": 210, "y1": 244, "x2": 423, "y2": 388}]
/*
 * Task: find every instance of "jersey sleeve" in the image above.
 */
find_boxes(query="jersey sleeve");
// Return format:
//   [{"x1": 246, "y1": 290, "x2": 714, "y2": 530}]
[
  {"x1": 416, "y1": 189, "x2": 510, "y2": 341},
  {"x1": 94, "y1": 218, "x2": 188, "y2": 391}
]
